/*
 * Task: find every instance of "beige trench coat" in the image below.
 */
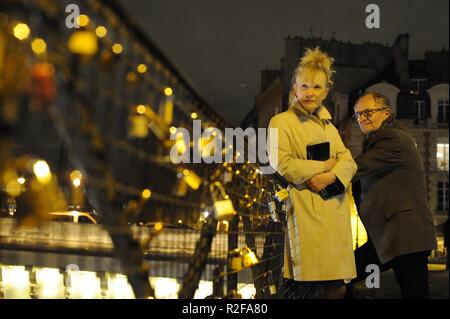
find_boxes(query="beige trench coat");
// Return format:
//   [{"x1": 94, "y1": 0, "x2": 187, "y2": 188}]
[{"x1": 268, "y1": 103, "x2": 357, "y2": 281}]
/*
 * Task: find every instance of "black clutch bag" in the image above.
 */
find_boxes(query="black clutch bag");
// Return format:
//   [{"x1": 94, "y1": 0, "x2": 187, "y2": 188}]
[{"x1": 306, "y1": 142, "x2": 345, "y2": 200}]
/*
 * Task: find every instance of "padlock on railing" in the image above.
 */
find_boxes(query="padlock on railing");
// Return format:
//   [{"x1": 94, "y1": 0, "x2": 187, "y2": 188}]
[
  {"x1": 210, "y1": 181, "x2": 236, "y2": 221},
  {"x1": 228, "y1": 246, "x2": 259, "y2": 271},
  {"x1": 274, "y1": 185, "x2": 289, "y2": 202},
  {"x1": 267, "y1": 195, "x2": 279, "y2": 222},
  {"x1": 267, "y1": 270, "x2": 277, "y2": 295},
  {"x1": 222, "y1": 166, "x2": 233, "y2": 184},
  {"x1": 241, "y1": 246, "x2": 259, "y2": 268},
  {"x1": 216, "y1": 220, "x2": 229, "y2": 232},
  {"x1": 229, "y1": 248, "x2": 243, "y2": 271}
]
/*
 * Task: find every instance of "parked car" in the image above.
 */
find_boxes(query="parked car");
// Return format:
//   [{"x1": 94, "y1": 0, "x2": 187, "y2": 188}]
[{"x1": 48, "y1": 210, "x2": 98, "y2": 224}]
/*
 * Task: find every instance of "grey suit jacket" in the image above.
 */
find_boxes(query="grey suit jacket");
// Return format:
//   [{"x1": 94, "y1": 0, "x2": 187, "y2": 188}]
[{"x1": 353, "y1": 119, "x2": 436, "y2": 263}]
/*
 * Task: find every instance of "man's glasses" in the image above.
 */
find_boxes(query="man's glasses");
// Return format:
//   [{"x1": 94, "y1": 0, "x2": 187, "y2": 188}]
[{"x1": 353, "y1": 108, "x2": 387, "y2": 120}]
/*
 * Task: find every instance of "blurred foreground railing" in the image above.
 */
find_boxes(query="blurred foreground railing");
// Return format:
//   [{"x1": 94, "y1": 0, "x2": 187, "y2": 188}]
[{"x1": 0, "y1": 0, "x2": 289, "y2": 299}]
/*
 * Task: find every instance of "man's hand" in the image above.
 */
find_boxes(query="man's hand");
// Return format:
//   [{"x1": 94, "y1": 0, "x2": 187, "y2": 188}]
[
  {"x1": 307, "y1": 172, "x2": 337, "y2": 192},
  {"x1": 324, "y1": 158, "x2": 337, "y2": 172}
]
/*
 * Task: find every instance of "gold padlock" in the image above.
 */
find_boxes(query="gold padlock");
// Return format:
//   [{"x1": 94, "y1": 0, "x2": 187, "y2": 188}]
[
  {"x1": 241, "y1": 247, "x2": 258, "y2": 268},
  {"x1": 210, "y1": 182, "x2": 236, "y2": 220},
  {"x1": 267, "y1": 271, "x2": 277, "y2": 295},
  {"x1": 128, "y1": 115, "x2": 149, "y2": 138},
  {"x1": 216, "y1": 220, "x2": 229, "y2": 232},
  {"x1": 269, "y1": 285, "x2": 277, "y2": 295},
  {"x1": 229, "y1": 248, "x2": 243, "y2": 271},
  {"x1": 274, "y1": 186, "x2": 289, "y2": 202}
]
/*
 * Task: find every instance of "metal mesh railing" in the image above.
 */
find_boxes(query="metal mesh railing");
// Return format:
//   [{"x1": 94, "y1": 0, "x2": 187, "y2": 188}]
[{"x1": 0, "y1": 0, "x2": 289, "y2": 299}]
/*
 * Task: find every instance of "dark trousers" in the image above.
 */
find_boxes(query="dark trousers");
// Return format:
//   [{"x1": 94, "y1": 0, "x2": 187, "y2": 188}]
[{"x1": 347, "y1": 239, "x2": 430, "y2": 299}]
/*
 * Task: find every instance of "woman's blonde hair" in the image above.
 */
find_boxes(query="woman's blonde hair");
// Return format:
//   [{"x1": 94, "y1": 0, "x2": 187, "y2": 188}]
[{"x1": 289, "y1": 47, "x2": 336, "y2": 106}]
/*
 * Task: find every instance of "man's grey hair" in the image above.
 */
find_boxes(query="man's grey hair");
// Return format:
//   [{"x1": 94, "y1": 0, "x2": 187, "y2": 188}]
[{"x1": 354, "y1": 91, "x2": 392, "y2": 110}]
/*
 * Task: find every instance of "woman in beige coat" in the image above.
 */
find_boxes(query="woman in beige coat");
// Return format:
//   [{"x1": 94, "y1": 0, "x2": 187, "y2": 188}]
[{"x1": 268, "y1": 48, "x2": 356, "y2": 298}]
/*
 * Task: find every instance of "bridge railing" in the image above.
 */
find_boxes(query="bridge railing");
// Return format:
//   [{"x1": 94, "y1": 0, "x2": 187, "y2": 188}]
[{"x1": 0, "y1": 0, "x2": 288, "y2": 299}]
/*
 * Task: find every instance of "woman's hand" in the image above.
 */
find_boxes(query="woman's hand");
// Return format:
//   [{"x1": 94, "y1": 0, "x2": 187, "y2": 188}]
[{"x1": 307, "y1": 172, "x2": 337, "y2": 192}]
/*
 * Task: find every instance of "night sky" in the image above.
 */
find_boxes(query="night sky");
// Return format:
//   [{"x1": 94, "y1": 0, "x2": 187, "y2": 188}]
[{"x1": 118, "y1": 0, "x2": 449, "y2": 125}]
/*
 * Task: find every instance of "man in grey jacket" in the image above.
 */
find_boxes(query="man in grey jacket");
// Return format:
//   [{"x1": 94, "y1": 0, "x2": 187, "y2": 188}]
[{"x1": 348, "y1": 92, "x2": 437, "y2": 299}]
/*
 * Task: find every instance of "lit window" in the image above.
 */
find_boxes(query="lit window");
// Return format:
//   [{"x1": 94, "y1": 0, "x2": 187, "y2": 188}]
[
  {"x1": 414, "y1": 100, "x2": 426, "y2": 120},
  {"x1": 437, "y1": 142, "x2": 449, "y2": 171},
  {"x1": 437, "y1": 182, "x2": 449, "y2": 212},
  {"x1": 410, "y1": 78, "x2": 427, "y2": 95},
  {"x1": 438, "y1": 99, "x2": 449, "y2": 124}
]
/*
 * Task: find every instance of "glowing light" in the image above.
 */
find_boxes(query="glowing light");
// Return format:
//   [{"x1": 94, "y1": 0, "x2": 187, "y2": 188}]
[
  {"x1": 154, "y1": 222, "x2": 163, "y2": 231},
  {"x1": 203, "y1": 211, "x2": 210, "y2": 218},
  {"x1": 174, "y1": 140, "x2": 188, "y2": 156},
  {"x1": 238, "y1": 283, "x2": 256, "y2": 299},
  {"x1": 137, "y1": 64, "x2": 147, "y2": 73},
  {"x1": 136, "y1": 104, "x2": 146, "y2": 115},
  {"x1": 70, "y1": 271, "x2": 101, "y2": 299},
  {"x1": 162, "y1": 97, "x2": 174, "y2": 125},
  {"x1": 95, "y1": 26, "x2": 107, "y2": 38},
  {"x1": 164, "y1": 87, "x2": 173, "y2": 96},
  {"x1": 235, "y1": 170, "x2": 240, "y2": 175},
  {"x1": 13, "y1": 22, "x2": 30, "y2": 40},
  {"x1": 141, "y1": 189, "x2": 152, "y2": 199},
  {"x1": 169, "y1": 126, "x2": 177, "y2": 134},
  {"x1": 211, "y1": 130, "x2": 217, "y2": 137},
  {"x1": 72, "y1": 178, "x2": 81, "y2": 187},
  {"x1": 194, "y1": 281, "x2": 213, "y2": 299},
  {"x1": 182, "y1": 170, "x2": 202, "y2": 190},
  {"x1": 68, "y1": 31, "x2": 98, "y2": 55},
  {"x1": 33, "y1": 160, "x2": 52, "y2": 185},
  {"x1": 76, "y1": 14, "x2": 90, "y2": 27},
  {"x1": 112, "y1": 43, "x2": 123, "y2": 54},
  {"x1": 350, "y1": 197, "x2": 368, "y2": 250},
  {"x1": 36, "y1": 268, "x2": 64, "y2": 299},
  {"x1": 178, "y1": 219, "x2": 183, "y2": 224},
  {"x1": 70, "y1": 170, "x2": 82, "y2": 187},
  {"x1": 109, "y1": 274, "x2": 135, "y2": 299},
  {"x1": 17, "y1": 177, "x2": 26, "y2": 184},
  {"x1": 191, "y1": 112, "x2": 198, "y2": 119},
  {"x1": 31, "y1": 38, "x2": 46, "y2": 54},
  {"x1": 149, "y1": 277, "x2": 179, "y2": 299},
  {"x1": 70, "y1": 170, "x2": 82, "y2": 181},
  {"x1": 2, "y1": 266, "x2": 30, "y2": 298},
  {"x1": 6, "y1": 180, "x2": 21, "y2": 197}
]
